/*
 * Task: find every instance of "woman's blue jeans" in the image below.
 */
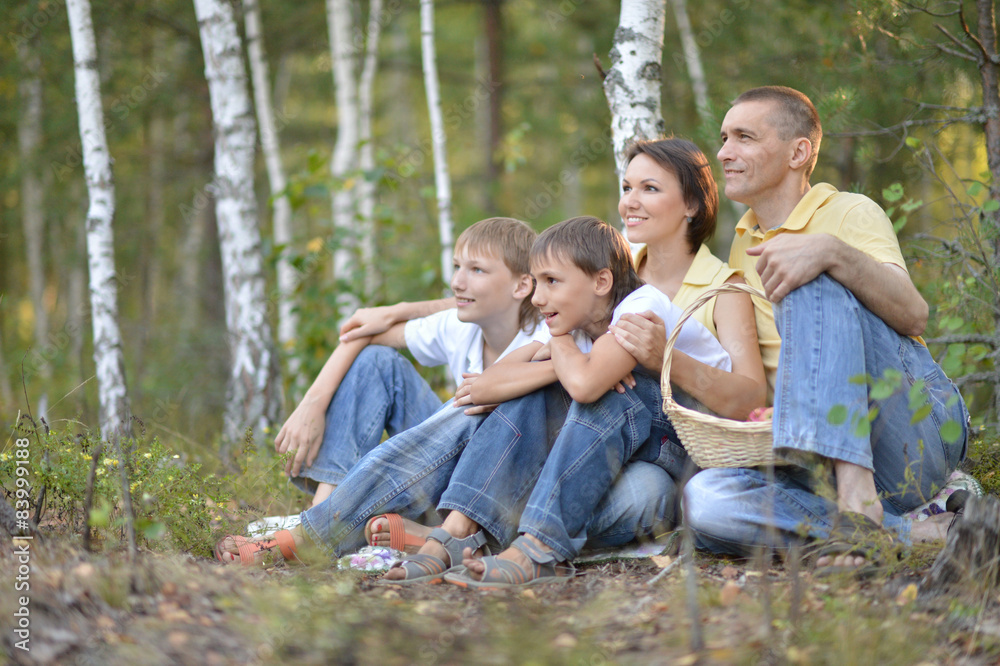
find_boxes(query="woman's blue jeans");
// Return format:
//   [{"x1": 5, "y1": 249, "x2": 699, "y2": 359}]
[{"x1": 683, "y1": 275, "x2": 969, "y2": 555}]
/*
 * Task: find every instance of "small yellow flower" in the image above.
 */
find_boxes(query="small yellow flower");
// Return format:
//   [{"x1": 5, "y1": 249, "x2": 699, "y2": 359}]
[
  {"x1": 143, "y1": 453, "x2": 152, "y2": 459},
  {"x1": 172, "y1": 455, "x2": 180, "y2": 459},
  {"x1": 306, "y1": 236, "x2": 324, "y2": 253},
  {"x1": 0, "y1": 453, "x2": 9, "y2": 462}
]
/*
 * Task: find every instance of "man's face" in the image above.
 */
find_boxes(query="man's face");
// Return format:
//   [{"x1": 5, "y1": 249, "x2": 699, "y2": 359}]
[{"x1": 717, "y1": 100, "x2": 797, "y2": 207}]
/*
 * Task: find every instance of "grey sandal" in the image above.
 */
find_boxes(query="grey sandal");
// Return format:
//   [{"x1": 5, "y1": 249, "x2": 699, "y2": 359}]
[
  {"x1": 378, "y1": 527, "x2": 489, "y2": 585},
  {"x1": 444, "y1": 535, "x2": 576, "y2": 589}
]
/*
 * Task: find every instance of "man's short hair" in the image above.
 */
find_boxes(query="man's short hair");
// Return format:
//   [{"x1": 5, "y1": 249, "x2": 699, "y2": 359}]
[
  {"x1": 734, "y1": 86, "x2": 822, "y2": 177},
  {"x1": 455, "y1": 217, "x2": 539, "y2": 332}
]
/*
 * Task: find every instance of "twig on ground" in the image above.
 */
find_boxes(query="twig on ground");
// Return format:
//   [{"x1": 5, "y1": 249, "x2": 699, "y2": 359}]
[{"x1": 83, "y1": 441, "x2": 104, "y2": 553}]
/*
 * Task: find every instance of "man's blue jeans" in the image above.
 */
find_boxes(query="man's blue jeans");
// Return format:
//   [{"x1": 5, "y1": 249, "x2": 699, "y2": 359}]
[
  {"x1": 291, "y1": 345, "x2": 443, "y2": 493},
  {"x1": 299, "y1": 378, "x2": 677, "y2": 558},
  {"x1": 684, "y1": 275, "x2": 969, "y2": 555}
]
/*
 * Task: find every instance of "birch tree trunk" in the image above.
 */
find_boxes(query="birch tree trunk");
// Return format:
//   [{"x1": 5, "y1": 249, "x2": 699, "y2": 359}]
[
  {"x1": 66, "y1": 0, "x2": 131, "y2": 437},
  {"x1": 17, "y1": 35, "x2": 50, "y2": 414},
  {"x1": 420, "y1": 0, "x2": 455, "y2": 286},
  {"x1": 243, "y1": 0, "x2": 299, "y2": 381},
  {"x1": 668, "y1": 0, "x2": 710, "y2": 126},
  {"x1": 357, "y1": 0, "x2": 384, "y2": 299},
  {"x1": 603, "y1": 0, "x2": 667, "y2": 181},
  {"x1": 193, "y1": 0, "x2": 281, "y2": 446},
  {"x1": 327, "y1": 0, "x2": 361, "y2": 316}
]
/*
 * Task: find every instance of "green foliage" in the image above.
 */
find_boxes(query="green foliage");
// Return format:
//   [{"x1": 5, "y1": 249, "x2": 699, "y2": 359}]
[{"x1": 0, "y1": 426, "x2": 230, "y2": 555}]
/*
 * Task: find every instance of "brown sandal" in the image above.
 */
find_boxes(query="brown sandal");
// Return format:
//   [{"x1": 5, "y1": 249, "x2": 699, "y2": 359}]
[{"x1": 214, "y1": 529, "x2": 298, "y2": 566}]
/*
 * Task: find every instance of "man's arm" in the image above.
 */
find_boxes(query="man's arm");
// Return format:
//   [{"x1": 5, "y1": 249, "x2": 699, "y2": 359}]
[
  {"x1": 339, "y1": 297, "x2": 456, "y2": 342},
  {"x1": 747, "y1": 233, "x2": 928, "y2": 336}
]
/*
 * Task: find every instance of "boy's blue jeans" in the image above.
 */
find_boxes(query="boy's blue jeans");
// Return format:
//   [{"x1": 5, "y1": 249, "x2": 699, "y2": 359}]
[
  {"x1": 299, "y1": 379, "x2": 677, "y2": 558},
  {"x1": 683, "y1": 275, "x2": 969, "y2": 555},
  {"x1": 291, "y1": 345, "x2": 443, "y2": 493}
]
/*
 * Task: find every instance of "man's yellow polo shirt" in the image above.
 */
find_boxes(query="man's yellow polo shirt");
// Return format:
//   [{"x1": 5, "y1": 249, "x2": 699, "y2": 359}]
[
  {"x1": 633, "y1": 243, "x2": 740, "y2": 339},
  {"x1": 728, "y1": 183, "x2": 911, "y2": 400}
]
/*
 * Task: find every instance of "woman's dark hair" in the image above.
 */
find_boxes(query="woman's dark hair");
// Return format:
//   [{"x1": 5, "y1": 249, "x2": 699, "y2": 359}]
[
  {"x1": 624, "y1": 138, "x2": 718, "y2": 253},
  {"x1": 530, "y1": 216, "x2": 643, "y2": 317}
]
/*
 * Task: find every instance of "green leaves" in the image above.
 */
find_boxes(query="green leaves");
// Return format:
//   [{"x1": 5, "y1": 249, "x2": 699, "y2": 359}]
[{"x1": 827, "y1": 404, "x2": 848, "y2": 425}]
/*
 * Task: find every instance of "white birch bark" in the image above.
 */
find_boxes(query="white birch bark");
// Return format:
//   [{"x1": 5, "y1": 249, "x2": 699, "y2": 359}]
[
  {"x1": 669, "y1": 0, "x2": 710, "y2": 126},
  {"x1": 17, "y1": 37, "x2": 50, "y2": 410},
  {"x1": 603, "y1": 0, "x2": 667, "y2": 182},
  {"x1": 420, "y1": 0, "x2": 455, "y2": 286},
  {"x1": 193, "y1": 0, "x2": 281, "y2": 444},
  {"x1": 243, "y1": 0, "x2": 299, "y2": 379},
  {"x1": 327, "y1": 0, "x2": 361, "y2": 315},
  {"x1": 357, "y1": 0, "x2": 384, "y2": 298},
  {"x1": 67, "y1": 0, "x2": 131, "y2": 437}
]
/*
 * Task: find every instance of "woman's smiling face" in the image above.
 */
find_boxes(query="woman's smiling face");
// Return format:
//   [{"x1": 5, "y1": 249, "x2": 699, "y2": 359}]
[{"x1": 619, "y1": 153, "x2": 695, "y2": 248}]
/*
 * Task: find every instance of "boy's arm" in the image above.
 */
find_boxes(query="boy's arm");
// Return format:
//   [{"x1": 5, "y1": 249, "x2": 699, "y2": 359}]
[
  {"x1": 276, "y1": 323, "x2": 408, "y2": 477},
  {"x1": 469, "y1": 342, "x2": 558, "y2": 405},
  {"x1": 549, "y1": 333, "x2": 637, "y2": 403},
  {"x1": 339, "y1": 298, "x2": 456, "y2": 342}
]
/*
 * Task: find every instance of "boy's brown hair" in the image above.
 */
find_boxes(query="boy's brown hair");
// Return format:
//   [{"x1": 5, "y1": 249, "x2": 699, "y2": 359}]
[
  {"x1": 455, "y1": 217, "x2": 539, "y2": 332},
  {"x1": 530, "y1": 216, "x2": 643, "y2": 321}
]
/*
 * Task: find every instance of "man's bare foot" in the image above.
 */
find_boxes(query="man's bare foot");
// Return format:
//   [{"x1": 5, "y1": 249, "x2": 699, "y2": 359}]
[
  {"x1": 215, "y1": 526, "x2": 307, "y2": 565},
  {"x1": 311, "y1": 483, "x2": 336, "y2": 508},
  {"x1": 382, "y1": 512, "x2": 483, "y2": 581},
  {"x1": 462, "y1": 533, "x2": 549, "y2": 581}
]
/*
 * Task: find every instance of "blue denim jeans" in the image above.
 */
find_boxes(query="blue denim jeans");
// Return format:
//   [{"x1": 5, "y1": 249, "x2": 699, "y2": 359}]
[
  {"x1": 291, "y1": 345, "x2": 443, "y2": 493},
  {"x1": 299, "y1": 400, "x2": 488, "y2": 557},
  {"x1": 684, "y1": 275, "x2": 969, "y2": 555}
]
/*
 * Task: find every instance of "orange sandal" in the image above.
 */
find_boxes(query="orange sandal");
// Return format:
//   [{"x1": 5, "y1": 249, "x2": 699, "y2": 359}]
[
  {"x1": 214, "y1": 529, "x2": 298, "y2": 566},
  {"x1": 364, "y1": 514, "x2": 427, "y2": 554}
]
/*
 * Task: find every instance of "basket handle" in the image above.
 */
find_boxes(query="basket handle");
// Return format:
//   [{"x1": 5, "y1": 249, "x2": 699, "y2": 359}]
[{"x1": 660, "y1": 283, "x2": 767, "y2": 402}]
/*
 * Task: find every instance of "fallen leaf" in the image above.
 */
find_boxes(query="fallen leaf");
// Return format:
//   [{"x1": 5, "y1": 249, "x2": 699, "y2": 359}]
[
  {"x1": 552, "y1": 633, "x2": 577, "y2": 649},
  {"x1": 720, "y1": 581, "x2": 741, "y2": 606},
  {"x1": 73, "y1": 563, "x2": 96, "y2": 579},
  {"x1": 161, "y1": 582, "x2": 178, "y2": 597},
  {"x1": 651, "y1": 555, "x2": 673, "y2": 569},
  {"x1": 167, "y1": 631, "x2": 189, "y2": 648},
  {"x1": 721, "y1": 565, "x2": 739, "y2": 580},
  {"x1": 521, "y1": 588, "x2": 537, "y2": 599},
  {"x1": 674, "y1": 654, "x2": 699, "y2": 666},
  {"x1": 896, "y1": 583, "x2": 919, "y2": 605}
]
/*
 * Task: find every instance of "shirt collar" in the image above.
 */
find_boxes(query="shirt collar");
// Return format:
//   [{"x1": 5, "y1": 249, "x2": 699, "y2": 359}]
[
  {"x1": 733, "y1": 183, "x2": 839, "y2": 238},
  {"x1": 681, "y1": 244, "x2": 720, "y2": 287}
]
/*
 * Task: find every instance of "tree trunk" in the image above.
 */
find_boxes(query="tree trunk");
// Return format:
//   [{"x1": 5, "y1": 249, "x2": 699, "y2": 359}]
[
  {"x1": 193, "y1": 0, "x2": 282, "y2": 447},
  {"x1": 0, "y1": 326, "x2": 14, "y2": 409},
  {"x1": 421, "y1": 0, "x2": 456, "y2": 287},
  {"x1": 16, "y1": 33, "x2": 50, "y2": 415},
  {"x1": 243, "y1": 0, "x2": 299, "y2": 381},
  {"x1": 603, "y1": 0, "x2": 667, "y2": 182},
  {"x1": 327, "y1": 0, "x2": 361, "y2": 316},
  {"x1": 482, "y1": 0, "x2": 504, "y2": 211},
  {"x1": 668, "y1": 0, "x2": 710, "y2": 127},
  {"x1": 66, "y1": 0, "x2": 131, "y2": 438},
  {"x1": 357, "y1": 0, "x2": 384, "y2": 300},
  {"x1": 974, "y1": 0, "x2": 1000, "y2": 419}
]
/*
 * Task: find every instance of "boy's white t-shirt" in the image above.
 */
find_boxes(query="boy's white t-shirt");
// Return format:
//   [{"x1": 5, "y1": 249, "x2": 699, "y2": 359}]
[
  {"x1": 404, "y1": 309, "x2": 550, "y2": 385},
  {"x1": 570, "y1": 284, "x2": 731, "y2": 372}
]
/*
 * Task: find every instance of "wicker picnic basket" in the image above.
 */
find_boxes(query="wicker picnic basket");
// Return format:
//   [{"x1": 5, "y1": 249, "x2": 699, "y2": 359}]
[{"x1": 660, "y1": 283, "x2": 781, "y2": 468}]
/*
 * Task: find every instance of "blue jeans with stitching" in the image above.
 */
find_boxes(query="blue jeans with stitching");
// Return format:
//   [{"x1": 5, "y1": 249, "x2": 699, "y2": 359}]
[{"x1": 684, "y1": 275, "x2": 969, "y2": 555}]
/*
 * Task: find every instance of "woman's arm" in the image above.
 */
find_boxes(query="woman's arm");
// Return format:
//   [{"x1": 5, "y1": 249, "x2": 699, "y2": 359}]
[
  {"x1": 548, "y1": 333, "x2": 638, "y2": 403},
  {"x1": 469, "y1": 342, "x2": 557, "y2": 404}
]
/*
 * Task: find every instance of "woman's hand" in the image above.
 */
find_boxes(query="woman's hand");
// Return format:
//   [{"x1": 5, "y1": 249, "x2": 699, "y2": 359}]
[
  {"x1": 274, "y1": 399, "x2": 327, "y2": 478},
  {"x1": 453, "y1": 372, "x2": 498, "y2": 415},
  {"x1": 609, "y1": 310, "x2": 666, "y2": 374}
]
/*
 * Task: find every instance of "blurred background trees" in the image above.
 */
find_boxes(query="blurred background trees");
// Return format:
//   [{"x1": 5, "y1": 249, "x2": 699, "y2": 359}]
[{"x1": 3, "y1": 0, "x2": 1000, "y2": 455}]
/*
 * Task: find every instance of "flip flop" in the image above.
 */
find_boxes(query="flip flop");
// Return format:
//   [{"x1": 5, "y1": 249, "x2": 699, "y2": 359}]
[
  {"x1": 214, "y1": 529, "x2": 298, "y2": 566},
  {"x1": 377, "y1": 527, "x2": 489, "y2": 585},
  {"x1": 811, "y1": 512, "x2": 900, "y2": 579},
  {"x1": 364, "y1": 513, "x2": 427, "y2": 554},
  {"x1": 444, "y1": 535, "x2": 576, "y2": 590}
]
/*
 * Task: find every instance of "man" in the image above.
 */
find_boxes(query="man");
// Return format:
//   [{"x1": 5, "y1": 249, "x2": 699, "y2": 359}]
[{"x1": 683, "y1": 86, "x2": 969, "y2": 573}]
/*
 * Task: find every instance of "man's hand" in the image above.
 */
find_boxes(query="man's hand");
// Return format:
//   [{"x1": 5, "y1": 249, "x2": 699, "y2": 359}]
[
  {"x1": 274, "y1": 400, "x2": 327, "y2": 478},
  {"x1": 453, "y1": 372, "x2": 498, "y2": 415},
  {"x1": 338, "y1": 306, "x2": 397, "y2": 343},
  {"x1": 609, "y1": 310, "x2": 666, "y2": 374},
  {"x1": 746, "y1": 234, "x2": 834, "y2": 303}
]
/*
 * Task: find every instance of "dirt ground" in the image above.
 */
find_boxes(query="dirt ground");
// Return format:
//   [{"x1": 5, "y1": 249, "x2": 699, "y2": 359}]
[{"x1": 3, "y1": 534, "x2": 1000, "y2": 666}]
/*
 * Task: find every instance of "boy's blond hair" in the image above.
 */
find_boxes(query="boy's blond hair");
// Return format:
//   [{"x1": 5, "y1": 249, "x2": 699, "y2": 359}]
[{"x1": 455, "y1": 217, "x2": 539, "y2": 332}]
